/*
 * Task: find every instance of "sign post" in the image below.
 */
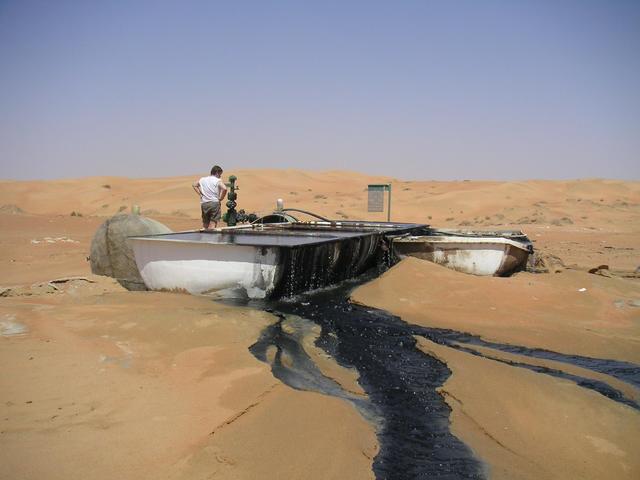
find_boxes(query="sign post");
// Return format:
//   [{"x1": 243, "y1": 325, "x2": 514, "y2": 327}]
[{"x1": 367, "y1": 183, "x2": 392, "y2": 221}]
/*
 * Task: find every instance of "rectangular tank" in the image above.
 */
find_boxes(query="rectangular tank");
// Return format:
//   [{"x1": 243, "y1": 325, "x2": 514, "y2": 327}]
[{"x1": 128, "y1": 221, "x2": 424, "y2": 298}]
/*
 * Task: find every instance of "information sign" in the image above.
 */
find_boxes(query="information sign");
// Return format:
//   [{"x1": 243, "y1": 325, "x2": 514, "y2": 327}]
[
  {"x1": 367, "y1": 183, "x2": 392, "y2": 221},
  {"x1": 367, "y1": 185, "x2": 385, "y2": 212}
]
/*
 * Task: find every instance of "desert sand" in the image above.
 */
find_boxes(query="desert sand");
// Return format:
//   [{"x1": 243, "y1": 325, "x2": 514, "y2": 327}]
[{"x1": 1, "y1": 169, "x2": 639, "y2": 479}]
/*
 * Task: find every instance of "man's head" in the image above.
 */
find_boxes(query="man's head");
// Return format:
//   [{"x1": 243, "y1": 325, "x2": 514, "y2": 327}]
[{"x1": 210, "y1": 165, "x2": 223, "y2": 177}]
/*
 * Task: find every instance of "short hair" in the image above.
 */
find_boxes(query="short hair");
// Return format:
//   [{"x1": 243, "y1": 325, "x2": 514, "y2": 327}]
[{"x1": 210, "y1": 165, "x2": 223, "y2": 175}]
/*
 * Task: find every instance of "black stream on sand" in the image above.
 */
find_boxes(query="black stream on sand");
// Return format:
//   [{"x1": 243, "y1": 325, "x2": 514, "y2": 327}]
[{"x1": 223, "y1": 272, "x2": 640, "y2": 480}]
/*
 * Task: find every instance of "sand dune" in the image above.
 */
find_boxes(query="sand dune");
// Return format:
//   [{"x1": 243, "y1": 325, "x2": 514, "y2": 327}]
[
  {"x1": 1, "y1": 170, "x2": 639, "y2": 479},
  {"x1": 2, "y1": 171, "x2": 638, "y2": 228}
]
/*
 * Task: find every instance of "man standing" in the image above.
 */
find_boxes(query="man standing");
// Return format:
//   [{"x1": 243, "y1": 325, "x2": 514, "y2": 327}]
[{"x1": 192, "y1": 165, "x2": 228, "y2": 230}]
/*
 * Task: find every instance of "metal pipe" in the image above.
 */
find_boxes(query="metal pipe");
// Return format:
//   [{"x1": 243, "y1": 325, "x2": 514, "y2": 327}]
[
  {"x1": 281, "y1": 208, "x2": 332, "y2": 222},
  {"x1": 387, "y1": 183, "x2": 391, "y2": 222}
]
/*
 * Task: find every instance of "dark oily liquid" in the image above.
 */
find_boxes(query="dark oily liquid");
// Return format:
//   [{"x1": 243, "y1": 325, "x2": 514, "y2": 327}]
[
  {"x1": 152, "y1": 230, "x2": 375, "y2": 247},
  {"x1": 414, "y1": 327, "x2": 640, "y2": 409},
  {"x1": 233, "y1": 275, "x2": 640, "y2": 478},
  {"x1": 248, "y1": 279, "x2": 487, "y2": 479},
  {"x1": 133, "y1": 221, "x2": 424, "y2": 248}
]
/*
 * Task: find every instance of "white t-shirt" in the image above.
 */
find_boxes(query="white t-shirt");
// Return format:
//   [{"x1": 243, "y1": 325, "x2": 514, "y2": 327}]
[{"x1": 198, "y1": 176, "x2": 223, "y2": 203}]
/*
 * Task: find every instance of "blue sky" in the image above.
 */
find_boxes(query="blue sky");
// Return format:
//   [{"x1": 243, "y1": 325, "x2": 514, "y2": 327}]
[{"x1": 0, "y1": 0, "x2": 638, "y2": 180}]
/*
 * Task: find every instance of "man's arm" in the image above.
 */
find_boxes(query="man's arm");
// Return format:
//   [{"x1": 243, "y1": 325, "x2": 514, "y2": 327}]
[
  {"x1": 218, "y1": 182, "x2": 228, "y2": 202},
  {"x1": 192, "y1": 180, "x2": 202, "y2": 197}
]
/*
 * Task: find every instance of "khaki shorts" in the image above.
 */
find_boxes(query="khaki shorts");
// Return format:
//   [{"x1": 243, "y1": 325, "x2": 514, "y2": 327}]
[{"x1": 201, "y1": 201, "x2": 221, "y2": 224}]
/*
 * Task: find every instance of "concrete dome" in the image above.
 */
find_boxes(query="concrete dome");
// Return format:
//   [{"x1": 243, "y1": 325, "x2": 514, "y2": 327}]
[{"x1": 90, "y1": 214, "x2": 171, "y2": 290}]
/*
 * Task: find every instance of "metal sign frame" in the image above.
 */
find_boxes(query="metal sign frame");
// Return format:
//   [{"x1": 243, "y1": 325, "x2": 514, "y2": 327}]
[{"x1": 367, "y1": 183, "x2": 392, "y2": 221}]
